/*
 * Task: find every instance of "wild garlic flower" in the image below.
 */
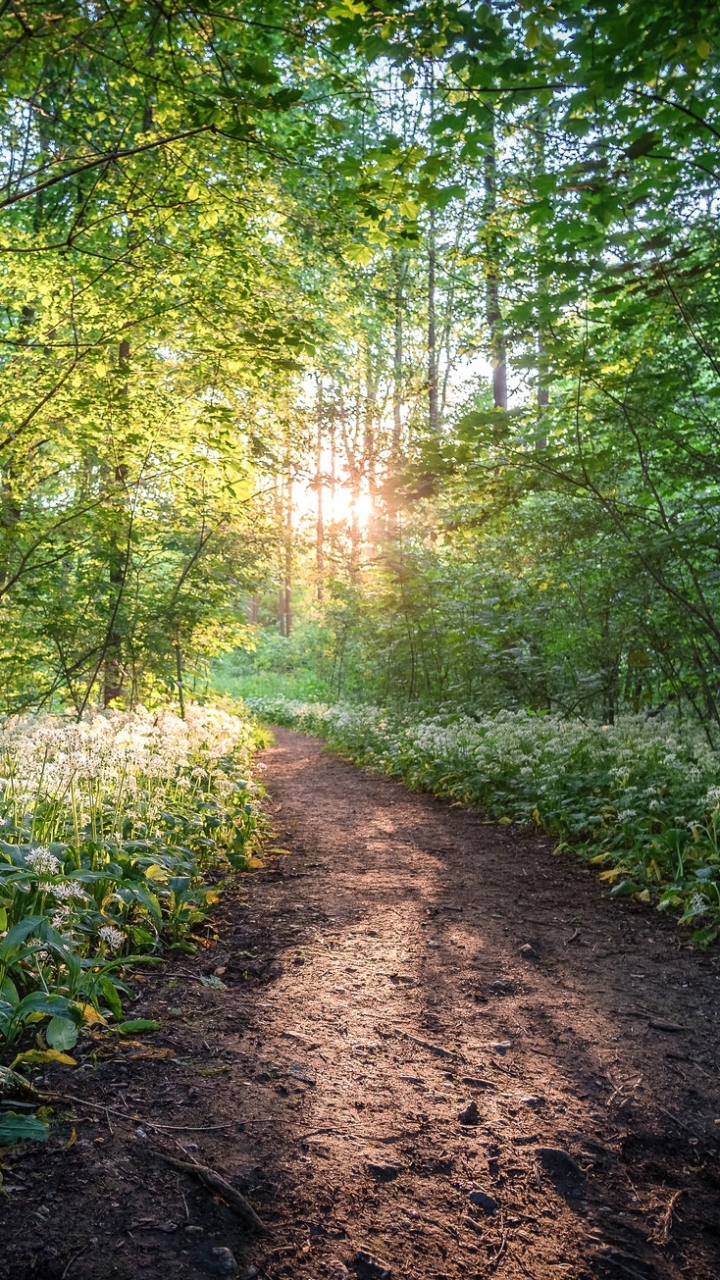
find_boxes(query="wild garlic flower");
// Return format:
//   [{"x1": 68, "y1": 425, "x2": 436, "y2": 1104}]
[
  {"x1": 39, "y1": 878, "x2": 75, "y2": 899},
  {"x1": 688, "y1": 892, "x2": 708, "y2": 915},
  {"x1": 98, "y1": 924, "x2": 125, "y2": 950},
  {"x1": 26, "y1": 848, "x2": 61, "y2": 875}
]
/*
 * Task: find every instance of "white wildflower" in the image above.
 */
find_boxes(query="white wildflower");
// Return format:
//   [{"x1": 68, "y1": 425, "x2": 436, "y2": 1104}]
[
  {"x1": 39, "y1": 879, "x2": 75, "y2": 899},
  {"x1": 688, "y1": 892, "x2": 708, "y2": 916},
  {"x1": 98, "y1": 924, "x2": 125, "y2": 950},
  {"x1": 26, "y1": 848, "x2": 61, "y2": 875}
]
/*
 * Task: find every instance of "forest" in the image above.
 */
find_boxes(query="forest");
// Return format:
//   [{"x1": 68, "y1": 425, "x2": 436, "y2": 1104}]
[
  {"x1": 1, "y1": 5, "x2": 720, "y2": 1276},
  {"x1": 0, "y1": 0, "x2": 719, "y2": 1096}
]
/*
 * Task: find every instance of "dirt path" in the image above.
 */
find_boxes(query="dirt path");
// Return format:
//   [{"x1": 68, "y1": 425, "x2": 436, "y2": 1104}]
[{"x1": 2, "y1": 727, "x2": 720, "y2": 1280}]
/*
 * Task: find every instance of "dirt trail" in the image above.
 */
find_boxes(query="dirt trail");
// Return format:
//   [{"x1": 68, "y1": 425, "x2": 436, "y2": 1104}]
[{"x1": 2, "y1": 727, "x2": 720, "y2": 1280}]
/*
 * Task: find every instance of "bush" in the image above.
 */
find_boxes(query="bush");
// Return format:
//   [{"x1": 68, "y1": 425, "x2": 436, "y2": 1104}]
[{"x1": 0, "y1": 702, "x2": 263, "y2": 1051}]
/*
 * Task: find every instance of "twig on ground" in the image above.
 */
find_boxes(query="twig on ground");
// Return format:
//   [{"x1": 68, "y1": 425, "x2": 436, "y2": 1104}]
[
  {"x1": 649, "y1": 1188, "x2": 684, "y2": 1247},
  {"x1": 400, "y1": 1031, "x2": 462, "y2": 1060},
  {"x1": 657, "y1": 1104, "x2": 696, "y2": 1135},
  {"x1": 61, "y1": 1243, "x2": 89, "y2": 1279},
  {"x1": 59, "y1": 1093, "x2": 238, "y2": 1133},
  {"x1": 153, "y1": 1151, "x2": 267, "y2": 1232},
  {"x1": 606, "y1": 1077, "x2": 642, "y2": 1108}
]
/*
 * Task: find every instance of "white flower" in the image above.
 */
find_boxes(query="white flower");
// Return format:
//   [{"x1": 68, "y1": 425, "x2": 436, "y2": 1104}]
[
  {"x1": 616, "y1": 809, "x2": 638, "y2": 822},
  {"x1": 39, "y1": 879, "x2": 75, "y2": 899},
  {"x1": 688, "y1": 892, "x2": 708, "y2": 916},
  {"x1": 26, "y1": 848, "x2": 61, "y2": 875},
  {"x1": 98, "y1": 924, "x2": 125, "y2": 950}
]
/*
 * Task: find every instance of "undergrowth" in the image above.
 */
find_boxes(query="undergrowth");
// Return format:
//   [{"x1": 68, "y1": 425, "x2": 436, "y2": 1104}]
[{"x1": 0, "y1": 702, "x2": 264, "y2": 1063}]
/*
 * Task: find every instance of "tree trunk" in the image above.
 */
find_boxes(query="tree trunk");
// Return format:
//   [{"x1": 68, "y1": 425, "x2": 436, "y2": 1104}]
[
  {"x1": 428, "y1": 206, "x2": 440, "y2": 431},
  {"x1": 392, "y1": 252, "x2": 405, "y2": 459},
  {"x1": 283, "y1": 473, "x2": 292, "y2": 636},
  {"x1": 103, "y1": 338, "x2": 130, "y2": 706},
  {"x1": 484, "y1": 132, "x2": 507, "y2": 411},
  {"x1": 316, "y1": 383, "x2": 325, "y2": 603},
  {"x1": 535, "y1": 111, "x2": 549, "y2": 446}
]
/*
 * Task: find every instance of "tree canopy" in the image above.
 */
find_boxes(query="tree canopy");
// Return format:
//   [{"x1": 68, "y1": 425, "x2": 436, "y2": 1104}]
[{"x1": 0, "y1": 0, "x2": 718, "y2": 730}]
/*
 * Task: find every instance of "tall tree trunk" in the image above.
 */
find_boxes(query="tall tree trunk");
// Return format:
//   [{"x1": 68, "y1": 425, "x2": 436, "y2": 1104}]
[
  {"x1": 392, "y1": 252, "x2": 405, "y2": 459},
  {"x1": 364, "y1": 351, "x2": 378, "y2": 546},
  {"x1": 535, "y1": 108, "x2": 549, "y2": 445},
  {"x1": 484, "y1": 130, "x2": 507, "y2": 411},
  {"x1": 283, "y1": 471, "x2": 292, "y2": 636},
  {"x1": 426, "y1": 64, "x2": 440, "y2": 432},
  {"x1": 316, "y1": 383, "x2": 325, "y2": 603},
  {"x1": 275, "y1": 476, "x2": 285, "y2": 636},
  {"x1": 428, "y1": 205, "x2": 439, "y2": 431},
  {"x1": 103, "y1": 338, "x2": 130, "y2": 706},
  {"x1": 329, "y1": 397, "x2": 337, "y2": 556}
]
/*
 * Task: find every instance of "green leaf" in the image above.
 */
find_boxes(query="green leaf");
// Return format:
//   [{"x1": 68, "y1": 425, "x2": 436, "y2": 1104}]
[
  {"x1": 115, "y1": 1018, "x2": 161, "y2": 1034},
  {"x1": 46, "y1": 1016, "x2": 79, "y2": 1051},
  {"x1": 344, "y1": 243, "x2": 374, "y2": 266},
  {"x1": 99, "y1": 977, "x2": 123, "y2": 1020},
  {"x1": 0, "y1": 1112, "x2": 49, "y2": 1146}
]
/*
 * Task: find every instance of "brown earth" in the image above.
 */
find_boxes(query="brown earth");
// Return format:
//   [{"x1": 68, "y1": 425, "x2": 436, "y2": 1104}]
[{"x1": 1, "y1": 726, "x2": 720, "y2": 1280}]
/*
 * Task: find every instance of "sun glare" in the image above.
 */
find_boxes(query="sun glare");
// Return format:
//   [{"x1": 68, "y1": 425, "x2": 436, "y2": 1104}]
[{"x1": 293, "y1": 480, "x2": 374, "y2": 530}]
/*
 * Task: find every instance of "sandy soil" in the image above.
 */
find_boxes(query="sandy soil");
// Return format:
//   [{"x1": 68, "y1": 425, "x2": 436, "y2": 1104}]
[{"x1": 1, "y1": 726, "x2": 719, "y2": 1280}]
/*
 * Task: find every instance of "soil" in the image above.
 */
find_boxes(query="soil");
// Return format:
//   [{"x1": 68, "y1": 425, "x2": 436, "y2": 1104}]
[{"x1": 1, "y1": 726, "x2": 720, "y2": 1280}]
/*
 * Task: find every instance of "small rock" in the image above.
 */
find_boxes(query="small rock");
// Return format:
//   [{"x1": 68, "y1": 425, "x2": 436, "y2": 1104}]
[
  {"x1": 536, "y1": 1146, "x2": 582, "y2": 1179},
  {"x1": 367, "y1": 1161, "x2": 402, "y2": 1181},
  {"x1": 328, "y1": 1262, "x2": 351, "y2": 1280},
  {"x1": 468, "y1": 1189, "x2": 498, "y2": 1212},
  {"x1": 355, "y1": 1251, "x2": 392, "y2": 1280},
  {"x1": 211, "y1": 1246, "x2": 239, "y2": 1276},
  {"x1": 520, "y1": 1095, "x2": 544, "y2": 1107},
  {"x1": 458, "y1": 1100, "x2": 479, "y2": 1125},
  {"x1": 491, "y1": 1041, "x2": 513, "y2": 1054},
  {"x1": 519, "y1": 943, "x2": 539, "y2": 961}
]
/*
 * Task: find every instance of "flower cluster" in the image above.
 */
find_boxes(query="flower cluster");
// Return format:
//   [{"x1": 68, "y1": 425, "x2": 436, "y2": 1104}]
[{"x1": 0, "y1": 701, "x2": 263, "y2": 1043}]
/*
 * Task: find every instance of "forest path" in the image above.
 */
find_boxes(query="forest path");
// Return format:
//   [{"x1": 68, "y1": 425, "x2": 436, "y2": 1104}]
[
  {"x1": 3, "y1": 728, "x2": 720, "y2": 1280},
  {"x1": 231, "y1": 728, "x2": 720, "y2": 1280}
]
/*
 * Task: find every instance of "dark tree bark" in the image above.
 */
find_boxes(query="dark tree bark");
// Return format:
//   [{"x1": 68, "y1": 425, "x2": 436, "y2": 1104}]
[{"x1": 483, "y1": 130, "x2": 507, "y2": 411}]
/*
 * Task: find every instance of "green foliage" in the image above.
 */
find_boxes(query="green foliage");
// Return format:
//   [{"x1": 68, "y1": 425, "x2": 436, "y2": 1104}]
[
  {"x1": 0, "y1": 702, "x2": 263, "y2": 1054},
  {"x1": 0, "y1": 1111, "x2": 49, "y2": 1145}
]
